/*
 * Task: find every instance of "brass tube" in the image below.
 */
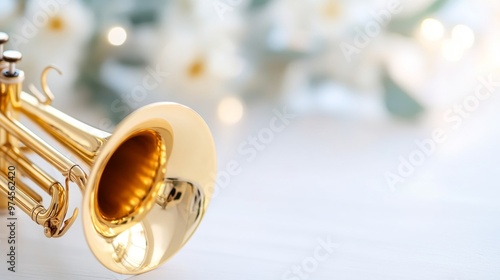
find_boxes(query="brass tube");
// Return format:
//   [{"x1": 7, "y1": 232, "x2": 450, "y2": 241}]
[
  {"x1": 1, "y1": 145, "x2": 56, "y2": 195},
  {"x1": 19, "y1": 92, "x2": 110, "y2": 165},
  {"x1": 14, "y1": 176, "x2": 43, "y2": 203},
  {"x1": 0, "y1": 173, "x2": 41, "y2": 218},
  {"x1": 0, "y1": 112, "x2": 76, "y2": 174}
]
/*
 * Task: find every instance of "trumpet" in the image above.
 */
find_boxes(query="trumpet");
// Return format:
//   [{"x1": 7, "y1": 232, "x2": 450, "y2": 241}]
[{"x1": 0, "y1": 32, "x2": 216, "y2": 274}]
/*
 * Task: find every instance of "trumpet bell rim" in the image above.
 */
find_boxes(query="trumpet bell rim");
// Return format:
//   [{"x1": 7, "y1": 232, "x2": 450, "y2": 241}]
[{"x1": 82, "y1": 102, "x2": 216, "y2": 274}]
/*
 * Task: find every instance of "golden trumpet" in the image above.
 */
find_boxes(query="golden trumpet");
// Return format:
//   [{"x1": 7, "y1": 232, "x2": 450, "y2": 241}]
[{"x1": 0, "y1": 32, "x2": 216, "y2": 274}]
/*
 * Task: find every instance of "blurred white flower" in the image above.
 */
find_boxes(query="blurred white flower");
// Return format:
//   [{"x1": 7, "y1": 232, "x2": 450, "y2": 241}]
[
  {"x1": 279, "y1": 5, "x2": 426, "y2": 116},
  {"x1": 154, "y1": 0, "x2": 245, "y2": 101},
  {"x1": 9, "y1": 0, "x2": 94, "y2": 95},
  {"x1": 263, "y1": 0, "x2": 378, "y2": 53},
  {"x1": 247, "y1": 0, "x2": 404, "y2": 94},
  {"x1": 161, "y1": 34, "x2": 243, "y2": 95}
]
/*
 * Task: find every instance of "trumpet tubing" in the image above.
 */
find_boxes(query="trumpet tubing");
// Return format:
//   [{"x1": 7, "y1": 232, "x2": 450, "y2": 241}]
[{"x1": 0, "y1": 32, "x2": 216, "y2": 274}]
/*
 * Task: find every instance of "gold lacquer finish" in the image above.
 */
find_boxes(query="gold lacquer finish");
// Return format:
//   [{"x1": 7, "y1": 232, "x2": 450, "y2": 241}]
[{"x1": 0, "y1": 32, "x2": 217, "y2": 274}]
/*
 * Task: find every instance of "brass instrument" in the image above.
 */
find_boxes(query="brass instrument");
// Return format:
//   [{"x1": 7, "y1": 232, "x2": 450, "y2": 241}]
[{"x1": 0, "y1": 32, "x2": 216, "y2": 274}]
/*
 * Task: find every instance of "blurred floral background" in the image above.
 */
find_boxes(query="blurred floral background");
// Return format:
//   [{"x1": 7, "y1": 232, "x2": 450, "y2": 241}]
[
  {"x1": 0, "y1": 0, "x2": 495, "y2": 127},
  {"x1": 3, "y1": 1, "x2": 500, "y2": 279}
]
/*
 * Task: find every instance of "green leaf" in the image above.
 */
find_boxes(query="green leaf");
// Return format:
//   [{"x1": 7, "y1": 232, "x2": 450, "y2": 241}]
[
  {"x1": 248, "y1": 0, "x2": 271, "y2": 10},
  {"x1": 383, "y1": 74, "x2": 424, "y2": 119},
  {"x1": 117, "y1": 55, "x2": 147, "y2": 67}
]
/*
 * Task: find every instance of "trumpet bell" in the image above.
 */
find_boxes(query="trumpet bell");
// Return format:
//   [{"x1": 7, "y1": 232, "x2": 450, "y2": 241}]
[{"x1": 82, "y1": 102, "x2": 216, "y2": 274}]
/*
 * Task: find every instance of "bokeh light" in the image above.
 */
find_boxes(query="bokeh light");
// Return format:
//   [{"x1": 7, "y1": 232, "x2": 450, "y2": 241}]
[
  {"x1": 107, "y1": 26, "x2": 127, "y2": 46},
  {"x1": 217, "y1": 97, "x2": 244, "y2": 125},
  {"x1": 451, "y1": 24, "x2": 475, "y2": 49},
  {"x1": 420, "y1": 18, "x2": 444, "y2": 42}
]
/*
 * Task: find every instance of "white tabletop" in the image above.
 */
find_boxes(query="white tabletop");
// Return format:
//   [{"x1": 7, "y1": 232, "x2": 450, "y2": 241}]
[{"x1": 1, "y1": 98, "x2": 499, "y2": 280}]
